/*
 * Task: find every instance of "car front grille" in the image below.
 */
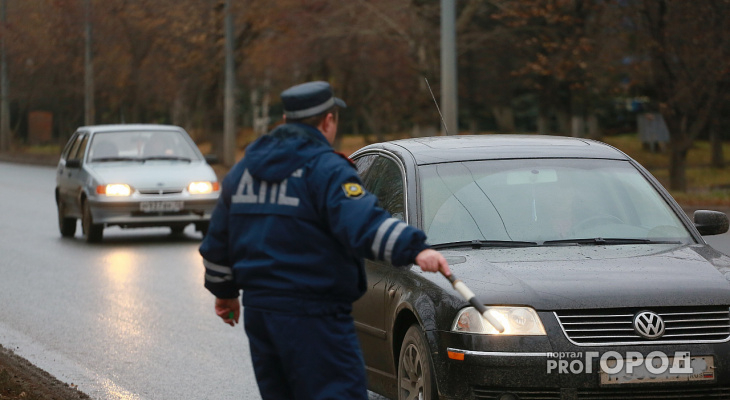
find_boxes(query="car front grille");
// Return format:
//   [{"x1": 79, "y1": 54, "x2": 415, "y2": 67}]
[
  {"x1": 138, "y1": 189, "x2": 183, "y2": 195},
  {"x1": 555, "y1": 306, "x2": 730, "y2": 345},
  {"x1": 577, "y1": 386, "x2": 730, "y2": 399},
  {"x1": 473, "y1": 387, "x2": 561, "y2": 400}
]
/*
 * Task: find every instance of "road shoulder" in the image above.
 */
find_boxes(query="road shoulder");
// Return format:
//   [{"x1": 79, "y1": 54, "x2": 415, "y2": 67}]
[{"x1": 0, "y1": 344, "x2": 90, "y2": 399}]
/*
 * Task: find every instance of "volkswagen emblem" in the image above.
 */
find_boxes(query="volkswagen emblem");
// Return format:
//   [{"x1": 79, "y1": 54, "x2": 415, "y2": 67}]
[{"x1": 633, "y1": 311, "x2": 665, "y2": 339}]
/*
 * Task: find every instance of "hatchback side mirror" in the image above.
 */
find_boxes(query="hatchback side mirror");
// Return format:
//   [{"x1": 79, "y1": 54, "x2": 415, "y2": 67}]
[
  {"x1": 204, "y1": 154, "x2": 219, "y2": 165},
  {"x1": 694, "y1": 210, "x2": 729, "y2": 236},
  {"x1": 65, "y1": 159, "x2": 81, "y2": 169}
]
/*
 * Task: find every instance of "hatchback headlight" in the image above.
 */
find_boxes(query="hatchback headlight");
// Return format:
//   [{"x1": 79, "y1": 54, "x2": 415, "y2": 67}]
[
  {"x1": 452, "y1": 306, "x2": 546, "y2": 335},
  {"x1": 97, "y1": 184, "x2": 132, "y2": 196},
  {"x1": 188, "y1": 181, "x2": 219, "y2": 194}
]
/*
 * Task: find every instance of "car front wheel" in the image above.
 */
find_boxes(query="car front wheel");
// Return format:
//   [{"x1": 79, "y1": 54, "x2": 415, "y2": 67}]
[
  {"x1": 82, "y1": 200, "x2": 103, "y2": 243},
  {"x1": 398, "y1": 324, "x2": 438, "y2": 400},
  {"x1": 196, "y1": 222, "x2": 209, "y2": 237},
  {"x1": 57, "y1": 199, "x2": 77, "y2": 238}
]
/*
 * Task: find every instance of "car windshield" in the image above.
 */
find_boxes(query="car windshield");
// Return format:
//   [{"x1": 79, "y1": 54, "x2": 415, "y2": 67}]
[
  {"x1": 87, "y1": 130, "x2": 200, "y2": 162},
  {"x1": 420, "y1": 158, "x2": 693, "y2": 245}
]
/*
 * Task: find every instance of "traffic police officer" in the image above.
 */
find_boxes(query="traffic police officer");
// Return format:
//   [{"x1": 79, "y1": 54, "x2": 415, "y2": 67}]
[{"x1": 200, "y1": 81, "x2": 451, "y2": 400}]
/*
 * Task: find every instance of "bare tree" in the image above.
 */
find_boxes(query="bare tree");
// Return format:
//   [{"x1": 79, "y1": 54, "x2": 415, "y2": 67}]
[
  {"x1": 638, "y1": 0, "x2": 730, "y2": 191},
  {"x1": 0, "y1": 0, "x2": 10, "y2": 151}
]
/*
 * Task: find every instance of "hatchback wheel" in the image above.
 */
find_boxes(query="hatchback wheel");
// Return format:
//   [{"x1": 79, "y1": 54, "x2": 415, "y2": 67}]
[
  {"x1": 57, "y1": 200, "x2": 77, "y2": 238},
  {"x1": 196, "y1": 222, "x2": 209, "y2": 237},
  {"x1": 398, "y1": 325, "x2": 438, "y2": 400},
  {"x1": 82, "y1": 201, "x2": 103, "y2": 243},
  {"x1": 170, "y1": 225, "x2": 186, "y2": 235}
]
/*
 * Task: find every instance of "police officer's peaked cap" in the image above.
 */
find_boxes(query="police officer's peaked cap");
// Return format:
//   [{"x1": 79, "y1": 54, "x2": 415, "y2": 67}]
[{"x1": 281, "y1": 81, "x2": 347, "y2": 120}]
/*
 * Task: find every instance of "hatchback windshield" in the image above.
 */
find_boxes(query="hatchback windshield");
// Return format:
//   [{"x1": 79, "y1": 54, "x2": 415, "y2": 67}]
[
  {"x1": 87, "y1": 130, "x2": 200, "y2": 162},
  {"x1": 420, "y1": 159, "x2": 692, "y2": 245}
]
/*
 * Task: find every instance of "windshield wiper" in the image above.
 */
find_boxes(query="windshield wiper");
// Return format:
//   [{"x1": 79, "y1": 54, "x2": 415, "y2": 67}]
[
  {"x1": 543, "y1": 238, "x2": 683, "y2": 246},
  {"x1": 431, "y1": 240, "x2": 539, "y2": 249},
  {"x1": 92, "y1": 157, "x2": 143, "y2": 162},
  {"x1": 142, "y1": 156, "x2": 192, "y2": 162}
]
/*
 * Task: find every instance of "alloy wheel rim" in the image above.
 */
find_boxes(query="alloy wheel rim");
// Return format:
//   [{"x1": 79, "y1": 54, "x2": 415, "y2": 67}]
[{"x1": 399, "y1": 343, "x2": 424, "y2": 400}]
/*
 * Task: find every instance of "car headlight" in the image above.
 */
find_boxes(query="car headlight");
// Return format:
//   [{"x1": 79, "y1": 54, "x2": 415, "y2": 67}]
[
  {"x1": 96, "y1": 184, "x2": 132, "y2": 196},
  {"x1": 452, "y1": 306, "x2": 546, "y2": 335},
  {"x1": 188, "y1": 181, "x2": 219, "y2": 195}
]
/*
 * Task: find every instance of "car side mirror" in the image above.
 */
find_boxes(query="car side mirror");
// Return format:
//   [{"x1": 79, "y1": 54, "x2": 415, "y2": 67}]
[
  {"x1": 65, "y1": 159, "x2": 81, "y2": 169},
  {"x1": 204, "y1": 154, "x2": 219, "y2": 165},
  {"x1": 694, "y1": 210, "x2": 729, "y2": 236}
]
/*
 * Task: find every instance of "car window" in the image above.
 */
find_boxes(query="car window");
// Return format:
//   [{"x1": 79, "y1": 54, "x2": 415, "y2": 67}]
[
  {"x1": 65, "y1": 134, "x2": 85, "y2": 161},
  {"x1": 88, "y1": 130, "x2": 201, "y2": 162},
  {"x1": 360, "y1": 155, "x2": 405, "y2": 221},
  {"x1": 61, "y1": 132, "x2": 79, "y2": 160},
  {"x1": 354, "y1": 154, "x2": 377, "y2": 181},
  {"x1": 419, "y1": 159, "x2": 692, "y2": 244},
  {"x1": 68, "y1": 134, "x2": 88, "y2": 162}
]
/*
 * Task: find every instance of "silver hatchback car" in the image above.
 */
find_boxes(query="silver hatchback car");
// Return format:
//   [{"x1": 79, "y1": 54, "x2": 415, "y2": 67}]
[{"x1": 55, "y1": 124, "x2": 220, "y2": 242}]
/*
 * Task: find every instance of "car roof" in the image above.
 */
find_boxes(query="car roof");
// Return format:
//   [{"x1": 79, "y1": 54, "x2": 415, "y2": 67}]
[
  {"x1": 77, "y1": 124, "x2": 186, "y2": 134},
  {"x1": 357, "y1": 135, "x2": 630, "y2": 165}
]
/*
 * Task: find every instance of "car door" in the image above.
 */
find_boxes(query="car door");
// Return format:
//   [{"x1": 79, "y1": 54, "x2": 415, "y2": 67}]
[
  {"x1": 352, "y1": 152, "x2": 407, "y2": 376},
  {"x1": 57, "y1": 132, "x2": 83, "y2": 211},
  {"x1": 63, "y1": 133, "x2": 89, "y2": 215}
]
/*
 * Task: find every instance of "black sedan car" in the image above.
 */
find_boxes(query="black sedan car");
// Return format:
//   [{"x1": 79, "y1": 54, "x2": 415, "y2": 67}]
[{"x1": 350, "y1": 135, "x2": 730, "y2": 400}]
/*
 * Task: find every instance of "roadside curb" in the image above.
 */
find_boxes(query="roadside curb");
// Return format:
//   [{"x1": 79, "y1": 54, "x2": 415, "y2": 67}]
[{"x1": 0, "y1": 152, "x2": 58, "y2": 167}]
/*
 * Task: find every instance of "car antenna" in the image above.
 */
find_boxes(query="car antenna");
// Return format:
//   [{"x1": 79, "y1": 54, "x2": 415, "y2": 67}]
[
  {"x1": 424, "y1": 77, "x2": 450, "y2": 136},
  {"x1": 426, "y1": 78, "x2": 503, "y2": 332}
]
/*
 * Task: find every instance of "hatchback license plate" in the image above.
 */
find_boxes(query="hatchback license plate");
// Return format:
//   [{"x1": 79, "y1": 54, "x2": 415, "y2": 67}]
[
  {"x1": 600, "y1": 355, "x2": 714, "y2": 385},
  {"x1": 140, "y1": 201, "x2": 183, "y2": 213}
]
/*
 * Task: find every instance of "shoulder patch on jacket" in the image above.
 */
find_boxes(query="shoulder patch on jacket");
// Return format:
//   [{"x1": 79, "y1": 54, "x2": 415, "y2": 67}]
[
  {"x1": 335, "y1": 151, "x2": 356, "y2": 169},
  {"x1": 342, "y1": 183, "x2": 364, "y2": 199}
]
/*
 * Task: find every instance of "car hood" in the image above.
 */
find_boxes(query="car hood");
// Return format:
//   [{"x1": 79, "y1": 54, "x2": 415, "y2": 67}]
[
  {"x1": 441, "y1": 244, "x2": 730, "y2": 310},
  {"x1": 87, "y1": 161, "x2": 217, "y2": 189}
]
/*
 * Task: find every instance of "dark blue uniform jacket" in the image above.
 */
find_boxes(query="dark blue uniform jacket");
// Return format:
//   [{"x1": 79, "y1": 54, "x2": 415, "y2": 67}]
[{"x1": 199, "y1": 123, "x2": 429, "y2": 315}]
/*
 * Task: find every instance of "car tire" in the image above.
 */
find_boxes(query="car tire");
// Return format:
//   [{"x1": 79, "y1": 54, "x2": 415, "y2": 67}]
[
  {"x1": 57, "y1": 200, "x2": 77, "y2": 238},
  {"x1": 82, "y1": 200, "x2": 103, "y2": 243},
  {"x1": 170, "y1": 225, "x2": 186, "y2": 235},
  {"x1": 398, "y1": 324, "x2": 438, "y2": 400},
  {"x1": 196, "y1": 222, "x2": 209, "y2": 237}
]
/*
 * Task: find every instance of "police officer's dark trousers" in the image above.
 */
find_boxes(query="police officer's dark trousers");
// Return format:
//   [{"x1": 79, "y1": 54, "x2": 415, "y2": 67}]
[{"x1": 244, "y1": 308, "x2": 368, "y2": 400}]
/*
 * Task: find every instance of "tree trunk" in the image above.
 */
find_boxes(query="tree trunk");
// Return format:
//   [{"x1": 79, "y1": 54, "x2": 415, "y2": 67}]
[
  {"x1": 0, "y1": 0, "x2": 11, "y2": 151},
  {"x1": 468, "y1": 117, "x2": 478, "y2": 134},
  {"x1": 571, "y1": 115, "x2": 585, "y2": 138},
  {"x1": 492, "y1": 106, "x2": 515, "y2": 132},
  {"x1": 587, "y1": 113, "x2": 601, "y2": 140},
  {"x1": 171, "y1": 91, "x2": 186, "y2": 128},
  {"x1": 668, "y1": 139, "x2": 688, "y2": 192},
  {"x1": 361, "y1": 108, "x2": 384, "y2": 143},
  {"x1": 537, "y1": 112, "x2": 550, "y2": 135},
  {"x1": 411, "y1": 123, "x2": 437, "y2": 138},
  {"x1": 557, "y1": 110, "x2": 570, "y2": 136},
  {"x1": 710, "y1": 124, "x2": 724, "y2": 168}
]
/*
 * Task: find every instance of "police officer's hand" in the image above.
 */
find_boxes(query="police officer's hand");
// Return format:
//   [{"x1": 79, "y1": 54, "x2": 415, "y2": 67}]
[
  {"x1": 415, "y1": 249, "x2": 452, "y2": 277},
  {"x1": 215, "y1": 297, "x2": 240, "y2": 327}
]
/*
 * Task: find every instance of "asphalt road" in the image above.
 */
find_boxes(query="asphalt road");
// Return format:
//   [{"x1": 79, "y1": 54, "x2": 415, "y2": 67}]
[
  {"x1": 0, "y1": 162, "x2": 261, "y2": 399},
  {"x1": 0, "y1": 161, "x2": 728, "y2": 400}
]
